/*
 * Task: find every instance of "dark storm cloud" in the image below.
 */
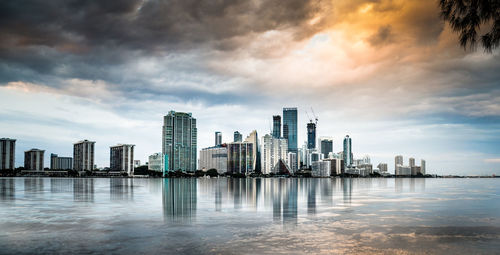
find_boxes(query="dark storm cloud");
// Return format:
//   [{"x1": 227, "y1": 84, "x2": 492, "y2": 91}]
[
  {"x1": 0, "y1": 0, "x2": 328, "y2": 103},
  {"x1": 368, "y1": 25, "x2": 394, "y2": 46}
]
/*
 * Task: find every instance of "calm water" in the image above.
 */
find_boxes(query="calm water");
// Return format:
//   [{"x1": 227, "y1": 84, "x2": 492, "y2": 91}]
[{"x1": 0, "y1": 177, "x2": 499, "y2": 254}]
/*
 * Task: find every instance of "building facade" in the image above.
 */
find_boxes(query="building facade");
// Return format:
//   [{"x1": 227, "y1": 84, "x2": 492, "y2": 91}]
[
  {"x1": 395, "y1": 155, "x2": 403, "y2": 175},
  {"x1": 272, "y1": 115, "x2": 281, "y2": 138},
  {"x1": 409, "y1": 157, "x2": 415, "y2": 167},
  {"x1": 282, "y1": 107, "x2": 297, "y2": 153},
  {"x1": 307, "y1": 122, "x2": 316, "y2": 149},
  {"x1": 233, "y1": 131, "x2": 243, "y2": 142},
  {"x1": 199, "y1": 145, "x2": 228, "y2": 174},
  {"x1": 148, "y1": 152, "x2": 164, "y2": 172},
  {"x1": 50, "y1": 153, "x2": 73, "y2": 170},
  {"x1": 227, "y1": 142, "x2": 253, "y2": 175},
  {"x1": 261, "y1": 134, "x2": 288, "y2": 174},
  {"x1": 343, "y1": 135, "x2": 353, "y2": 168},
  {"x1": 162, "y1": 111, "x2": 197, "y2": 172},
  {"x1": 0, "y1": 138, "x2": 16, "y2": 170},
  {"x1": 73, "y1": 140, "x2": 95, "y2": 171},
  {"x1": 287, "y1": 152, "x2": 297, "y2": 173},
  {"x1": 320, "y1": 138, "x2": 333, "y2": 158},
  {"x1": 244, "y1": 130, "x2": 260, "y2": 173},
  {"x1": 421, "y1": 159, "x2": 426, "y2": 174},
  {"x1": 215, "y1": 131, "x2": 222, "y2": 146},
  {"x1": 110, "y1": 144, "x2": 135, "y2": 175},
  {"x1": 377, "y1": 163, "x2": 388, "y2": 173},
  {"x1": 311, "y1": 160, "x2": 331, "y2": 177},
  {"x1": 25, "y1": 148, "x2": 44, "y2": 170}
]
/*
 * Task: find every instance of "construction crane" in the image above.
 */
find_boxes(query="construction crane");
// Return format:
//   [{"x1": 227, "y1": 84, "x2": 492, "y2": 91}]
[
  {"x1": 310, "y1": 107, "x2": 318, "y2": 125},
  {"x1": 305, "y1": 110, "x2": 313, "y2": 123}
]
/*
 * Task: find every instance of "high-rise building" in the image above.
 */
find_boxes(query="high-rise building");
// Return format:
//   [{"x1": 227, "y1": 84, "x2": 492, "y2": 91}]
[
  {"x1": 110, "y1": 144, "x2": 135, "y2": 175},
  {"x1": 287, "y1": 152, "x2": 297, "y2": 173},
  {"x1": 215, "y1": 131, "x2": 222, "y2": 146},
  {"x1": 261, "y1": 134, "x2": 288, "y2": 174},
  {"x1": 307, "y1": 122, "x2": 316, "y2": 149},
  {"x1": 199, "y1": 144, "x2": 228, "y2": 174},
  {"x1": 50, "y1": 153, "x2": 73, "y2": 170},
  {"x1": 233, "y1": 131, "x2": 243, "y2": 142},
  {"x1": 73, "y1": 140, "x2": 95, "y2": 171},
  {"x1": 0, "y1": 138, "x2": 16, "y2": 170},
  {"x1": 162, "y1": 111, "x2": 197, "y2": 172},
  {"x1": 421, "y1": 159, "x2": 426, "y2": 174},
  {"x1": 409, "y1": 157, "x2": 415, "y2": 167},
  {"x1": 244, "y1": 130, "x2": 260, "y2": 172},
  {"x1": 377, "y1": 163, "x2": 388, "y2": 173},
  {"x1": 272, "y1": 115, "x2": 281, "y2": 138},
  {"x1": 24, "y1": 148, "x2": 44, "y2": 170},
  {"x1": 343, "y1": 135, "x2": 353, "y2": 168},
  {"x1": 227, "y1": 142, "x2": 253, "y2": 175},
  {"x1": 395, "y1": 155, "x2": 403, "y2": 175},
  {"x1": 320, "y1": 137, "x2": 333, "y2": 158},
  {"x1": 283, "y1": 107, "x2": 297, "y2": 153}
]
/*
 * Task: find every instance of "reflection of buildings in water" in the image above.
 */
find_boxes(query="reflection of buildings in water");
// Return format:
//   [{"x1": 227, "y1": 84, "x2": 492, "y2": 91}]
[
  {"x1": 272, "y1": 179, "x2": 282, "y2": 221},
  {"x1": 282, "y1": 178, "x2": 297, "y2": 225},
  {"x1": 395, "y1": 178, "x2": 404, "y2": 193},
  {"x1": 163, "y1": 179, "x2": 197, "y2": 222},
  {"x1": 395, "y1": 178, "x2": 426, "y2": 193},
  {"x1": 24, "y1": 178, "x2": 44, "y2": 197},
  {"x1": 341, "y1": 178, "x2": 352, "y2": 204},
  {"x1": 417, "y1": 178, "x2": 426, "y2": 191},
  {"x1": 50, "y1": 178, "x2": 73, "y2": 193},
  {"x1": 73, "y1": 178, "x2": 94, "y2": 202},
  {"x1": 0, "y1": 178, "x2": 15, "y2": 201},
  {"x1": 215, "y1": 179, "x2": 222, "y2": 211},
  {"x1": 110, "y1": 178, "x2": 134, "y2": 201},
  {"x1": 269, "y1": 178, "x2": 297, "y2": 226},
  {"x1": 377, "y1": 178, "x2": 388, "y2": 189},
  {"x1": 319, "y1": 178, "x2": 333, "y2": 207},
  {"x1": 254, "y1": 178, "x2": 262, "y2": 209},
  {"x1": 307, "y1": 179, "x2": 316, "y2": 215},
  {"x1": 410, "y1": 178, "x2": 415, "y2": 192}
]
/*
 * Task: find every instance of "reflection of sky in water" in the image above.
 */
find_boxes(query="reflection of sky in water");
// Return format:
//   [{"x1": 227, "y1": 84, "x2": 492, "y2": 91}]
[{"x1": 0, "y1": 177, "x2": 499, "y2": 254}]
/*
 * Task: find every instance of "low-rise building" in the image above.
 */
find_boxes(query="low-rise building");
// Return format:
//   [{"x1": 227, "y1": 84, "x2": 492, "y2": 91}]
[{"x1": 199, "y1": 145, "x2": 228, "y2": 174}]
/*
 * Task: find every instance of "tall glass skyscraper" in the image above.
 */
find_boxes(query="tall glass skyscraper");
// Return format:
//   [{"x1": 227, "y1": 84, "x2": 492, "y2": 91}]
[
  {"x1": 272, "y1": 115, "x2": 281, "y2": 138},
  {"x1": 343, "y1": 135, "x2": 352, "y2": 168},
  {"x1": 282, "y1": 107, "x2": 297, "y2": 153},
  {"x1": 162, "y1": 111, "x2": 197, "y2": 172},
  {"x1": 307, "y1": 122, "x2": 316, "y2": 149}
]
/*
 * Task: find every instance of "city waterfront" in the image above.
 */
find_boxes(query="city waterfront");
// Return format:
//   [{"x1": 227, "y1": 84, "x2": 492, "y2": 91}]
[{"x1": 0, "y1": 177, "x2": 499, "y2": 254}]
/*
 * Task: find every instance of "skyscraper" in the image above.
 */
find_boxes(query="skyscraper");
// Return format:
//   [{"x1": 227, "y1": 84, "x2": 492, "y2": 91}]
[
  {"x1": 320, "y1": 137, "x2": 333, "y2": 158},
  {"x1": 215, "y1": 131, "x2": 222, "y2": 146},
  {"x1": 110, "y1": 144, "x2": 135, "y2": 176},
  {"x1": 395, "y1": 155, "x2": 403, "y2": 175},
  {"x1": 307, "y1": 122, "x2": 316, "y2": 149},
  {"x1": 287, "y1": 152, "x2": 297, "y2": 173},
  {"x1": 73, "y1": 140, "x2": 95, "y2": 171},
  {"x1": 244, "y1": 130, "x2": 260, "y2": 172},
  {"x1": 343, "y1": 135, "x2": 352, "y2": 168},
  {"x1": 227, "y1": 142, "x2": 253, "y2": 175},
  {"x1": 409, "y1": 157, "x2": 415, "y2": 167},
  {"x1": 272, "y1": 115, "x2": 281, "y2": 138},
  {"x1": 261, "y1": 134, "x2": 288, "y2": 174},
  {"x1": 421, "y1": 159, "x2": 426, "y2": 174},
  {"x1": 0, "y1": 138, "x2": 16, "y2": 170},
  {"x1": 282, "y1": 107, "x2": 297, "y2": 153},
  {"x1": 234, "y1": 131, "x2": 243, "y2": 142},
  {"x1": 162, "y1": 111, "x2": 197, "y2": 172},
  {"x1": 25, "y1": 148, "x2": 44, "y2": 170}
]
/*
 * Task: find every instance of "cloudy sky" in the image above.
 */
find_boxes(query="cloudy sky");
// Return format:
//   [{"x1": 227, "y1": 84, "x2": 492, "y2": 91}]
[{"x1": 1, "y1": 0, "x2": 499, "y2": 175}]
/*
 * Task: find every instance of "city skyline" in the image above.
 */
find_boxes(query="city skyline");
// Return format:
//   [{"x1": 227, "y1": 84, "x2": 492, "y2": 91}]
[{"x1": 0, "y1": 1, "x2": 499, "y2": 175}]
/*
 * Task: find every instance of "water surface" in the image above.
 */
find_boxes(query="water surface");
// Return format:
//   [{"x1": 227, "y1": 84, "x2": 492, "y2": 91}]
[{"x1": 0, "y1": 177, "x2": 499, "y2": 254}]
